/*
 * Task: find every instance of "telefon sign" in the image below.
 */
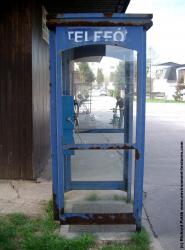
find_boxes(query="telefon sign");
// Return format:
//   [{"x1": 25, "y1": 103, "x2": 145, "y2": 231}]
[{"x1": 67, "y1": 28, "x2": 127, "y2": 43}]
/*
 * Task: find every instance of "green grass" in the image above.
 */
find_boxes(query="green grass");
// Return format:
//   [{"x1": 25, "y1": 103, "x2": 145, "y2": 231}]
[
  {"x1": 85, "y1": 192, "x2": 98, "y2": 201},
  {"x1": 113, "y1": 195, "x2": 127, "y2": 202},
  {"x1": 146, "y1": 98, "x2": 185, "y2": 103},
  {"x1": 0, "y1": 201, "x2": 95, "y2": 250},
  {"x1": 0, "y1": 200, "x2": 150, "y2": 250},
  {"x1": 100, "y1": 228, "x2": 150, "y2": 250}
]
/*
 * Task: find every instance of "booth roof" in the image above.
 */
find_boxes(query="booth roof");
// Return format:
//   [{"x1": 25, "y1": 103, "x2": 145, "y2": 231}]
[{"x1": 43, "y1": 0, "x2": 131, "y2": 13}]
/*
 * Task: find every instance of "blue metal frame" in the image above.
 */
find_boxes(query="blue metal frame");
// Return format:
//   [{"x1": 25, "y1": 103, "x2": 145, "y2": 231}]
[
  {"x1": 124, "y1": 51, "x2": 134, "y2": 203},
  {"x1": 134, "y1": 31, "x2": 147, "y2": 230},
  {"x1": 71, "y1": 181, "x2": 125, "y2": 190},
  {"x1": 48, "y1": 13, "x2": 152, "y2": 230},
  {"x1": 77, "y1": 128, "x2": 124, "y2": 133}
]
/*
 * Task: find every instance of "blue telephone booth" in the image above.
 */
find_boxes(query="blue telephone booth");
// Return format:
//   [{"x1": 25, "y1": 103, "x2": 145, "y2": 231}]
[{"x1": 47, "y1": 13, "x2": 153, "y2": 231}]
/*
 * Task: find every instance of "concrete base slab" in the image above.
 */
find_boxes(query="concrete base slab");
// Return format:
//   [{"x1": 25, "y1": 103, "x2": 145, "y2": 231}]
[
  {"x1": 60, "y1": 194, "x2": 135, "y2": 242},
  {"x1": 60, "y1": 224, "x2": 135, "y2": 242}
]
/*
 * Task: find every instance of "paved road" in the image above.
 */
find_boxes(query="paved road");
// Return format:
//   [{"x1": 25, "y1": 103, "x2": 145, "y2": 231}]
[
  {"x1": 144, "y1": 102, "x2": 185, "y2": 250},
  {"x1": 75, "y1": 97, "x2": 185, "y2": 250}
]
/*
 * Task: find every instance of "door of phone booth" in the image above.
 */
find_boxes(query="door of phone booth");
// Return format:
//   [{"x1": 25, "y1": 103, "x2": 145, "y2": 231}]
[{"x1": 47, "y1": 13, "x2": 153, "y2": 231}]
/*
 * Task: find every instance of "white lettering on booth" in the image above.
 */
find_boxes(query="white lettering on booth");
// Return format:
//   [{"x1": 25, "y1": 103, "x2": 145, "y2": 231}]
[
  {"x1": 84, "y1": 31, "x2": 89, "y2": 42},
  {"x1": 68, "y1": 31, "x2": 74, "y2": 40},
  {"x1": 113, "y1": 31, "x2": 125, "y2": 41},
  {"x1": 104, "y1": 31, "x2": 113, "y2": 41},
  {"x1": 75, "y1": 31, "x2": 83, "y2": 42},
  {"x1": 94, "y1": 31, "x2": 103, "y2": 42},
  {"x1": 67, "y1": 29, "x2": 127, "y2": 43}
]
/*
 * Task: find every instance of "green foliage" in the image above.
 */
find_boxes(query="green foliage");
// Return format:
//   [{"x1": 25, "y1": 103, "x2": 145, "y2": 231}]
[
  {"x1": 8, "y1": 213, "x2": 29, "y2": 226},
  {"x1": 0, "y1": 217, "x2": 16, "y2": 250},
  {"x1": 147, "y1": 98, "x2": 185, "y2": 103},
  {"x1": 113, "y1": 195, "x2": 127, "y2": 202},
  {"x1": 96, "y1": 68, "x2": 104, "y2": 87},
  {"x1": 112, "y1": 61, "x2": 125, "y2": 92},
  {"x1": 21, "y1": 233, "x2": 95, "y2": 250},
  {"x1": 0, "y1": 201, "x2": 95, "y2": 250},
  {"x1": 173, "y1": 83, "x2": 184, "y2": 101},
  {"x1": 78, "y1": 62, "x2": 95, "y2": 85},
  {"x1": 108, "y1": 89, "x2": 121, "y2": 98},
  {"x1": 100, "y1": 229, "x2": 150, "y2": 250},
  {"x1": 128, "y1": 228, "x2": 150, "y2": 250},
  {"x1": 85, "y1": 192, "x2": 98, "y2": 201},
  {"x1": 101, "y1": 244, "x2": 126, "y2": 250}
]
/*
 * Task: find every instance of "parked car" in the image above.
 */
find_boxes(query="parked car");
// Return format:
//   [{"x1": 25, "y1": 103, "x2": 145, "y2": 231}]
[
  {"x1": 92, "y1": 89, "x2": 101, "y2": 96},
  {"x1": 100, "y1": 89, "x2": 107, "y2": 96}
]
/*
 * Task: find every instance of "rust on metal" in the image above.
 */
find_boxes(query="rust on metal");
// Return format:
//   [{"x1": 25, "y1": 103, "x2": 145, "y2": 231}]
[
  {"x1": 63, "y1": 143, "x2": 140, "y2": 160},
  {"x1": 135, "y1": 149, "x2": 140, "y2": 160},
  {"x1": 103, "y1": 13, "x2": 113, "y2": 18},
  {"x1": 64, "y1": 143, "x2": 135, "y2": 150},
  {"x1": 60, "y1": 213, "x2": 135, "y2": 225}
]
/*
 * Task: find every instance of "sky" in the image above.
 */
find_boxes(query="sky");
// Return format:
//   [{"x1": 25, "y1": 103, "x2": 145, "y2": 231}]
[{"x1": 127, "y1": 0, "x2": 185, "y2": 64}]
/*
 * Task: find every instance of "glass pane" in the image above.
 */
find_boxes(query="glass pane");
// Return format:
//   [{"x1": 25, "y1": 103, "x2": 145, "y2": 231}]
[
  {"x1": 62, "y1": 45, "x2": 137, "y2": 181},
  {"x1": 72, "y1": 149, "x2": 123, "y2": 181}
]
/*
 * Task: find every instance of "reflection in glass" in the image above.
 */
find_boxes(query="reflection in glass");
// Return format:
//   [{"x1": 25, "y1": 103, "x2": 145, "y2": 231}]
[{"x1": 70, "y1": 45, "x2": 137, "y2": 138}]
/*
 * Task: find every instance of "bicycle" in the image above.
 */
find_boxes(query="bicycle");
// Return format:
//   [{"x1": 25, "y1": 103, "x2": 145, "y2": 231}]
[{"x1": 110, "y1": 108, "x2": 120, "y2": 128}]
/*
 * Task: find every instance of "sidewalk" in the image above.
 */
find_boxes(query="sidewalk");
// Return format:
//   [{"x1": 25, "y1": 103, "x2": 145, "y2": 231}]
[{"x1": 0, "y1": 180, "x2": 52, "y2": 216}]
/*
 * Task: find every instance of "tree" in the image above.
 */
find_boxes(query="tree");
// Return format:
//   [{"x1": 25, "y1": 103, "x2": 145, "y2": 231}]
[
  {"x1": 110, "y1": 72, "x2": 115, "y2": 82},
  {"x1": 113, "y1": 61, "x2": 125, "y2": 92},
  {"x1": 78, "y1": 62, "x2": 95, "y2": 85},
  {"x1": 173, "y1": 83, "x2": 184, "y2": 101},
  {"x1": 96, "y1": 68, "x2": 104, "y2": 88}
]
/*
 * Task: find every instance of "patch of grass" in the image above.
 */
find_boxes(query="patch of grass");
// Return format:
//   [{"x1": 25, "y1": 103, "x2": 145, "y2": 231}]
[
  {"x1": 0, "y1": 200, "x2": 95, "y2": 250},
  {"x1": 113, "y1": 195, "x2": 127, "y2": 202},
  {"x1": 21, "y1": 233, "x2": 95, "y2": 250},
  {"x1": 101, "y1": 244, "x2": 125, "y2": 250},
  {"x1": 85, "y1": 192, "x2": 98, "y2": 201},
  {"x1": 100, "y1": 228, "x2": 150, "y2": 250},
  {"x1": 128, "y1": 228, "x2": 150, "y2": 250},
  {"x1": 146, "y1": 98, "x2": 185, "y2": 103},
  {"x1": 0, "y1": 216, "x2": 17, "y2": 250}
]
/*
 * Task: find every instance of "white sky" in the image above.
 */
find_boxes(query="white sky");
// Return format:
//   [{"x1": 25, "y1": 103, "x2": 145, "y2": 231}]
[{"x1": 127, "y1": 0, "x2": 185, "y2": 64}]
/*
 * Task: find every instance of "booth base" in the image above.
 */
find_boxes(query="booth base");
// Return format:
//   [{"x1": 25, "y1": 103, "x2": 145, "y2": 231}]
[{"x1": 60, "y1": 224, "x2": 135, "y2": 242}]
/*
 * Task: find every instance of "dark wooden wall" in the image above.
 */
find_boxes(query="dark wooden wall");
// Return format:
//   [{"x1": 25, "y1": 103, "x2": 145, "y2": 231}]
[
  {"x1": 0, "y1": 2, "x2": 33, "y2": 179},
  {"x1": 32, "y1": 1, "x2": 50, "y2": 178},
  {"x1": 0, "y1": 1, "x2": 51, "y2": 179}
]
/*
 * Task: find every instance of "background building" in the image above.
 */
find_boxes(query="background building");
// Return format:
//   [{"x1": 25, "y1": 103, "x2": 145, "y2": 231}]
[{"x1": 152, "y1": 62, "x2": 185, "y2": 99}]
